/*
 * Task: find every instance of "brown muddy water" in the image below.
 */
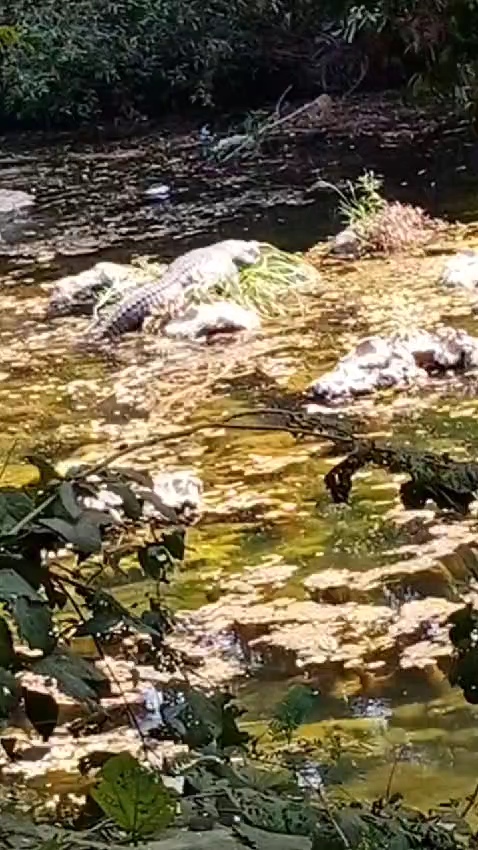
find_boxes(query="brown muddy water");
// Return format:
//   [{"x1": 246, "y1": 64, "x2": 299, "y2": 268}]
[{"x1": 5, "y1": 99, "x2": 478, "y2": 809}]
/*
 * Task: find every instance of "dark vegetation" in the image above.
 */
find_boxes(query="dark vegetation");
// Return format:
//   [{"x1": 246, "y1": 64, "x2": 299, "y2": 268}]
[
  {"x1": 0, "y1": 0, "x2": 478, "y2": 128},
  {"x1": 3, "y1": 412, "x2": 478, "y2": 845}
]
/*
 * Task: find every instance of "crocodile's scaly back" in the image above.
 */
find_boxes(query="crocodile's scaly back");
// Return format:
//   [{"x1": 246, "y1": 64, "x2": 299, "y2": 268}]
[{"x1": 84, "y1": 239, "x2": 261, "y2": 344}]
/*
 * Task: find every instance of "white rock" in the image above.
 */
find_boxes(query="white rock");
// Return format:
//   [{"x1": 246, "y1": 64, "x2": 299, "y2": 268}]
[
  {"x1": 164, "y1": 300, "x2": 261, "y2": 340},
  {"x1": 152, "y1": 470, "x2": 203, "y2": 511},
  {"x1": 439, "y1": 250, "x2": 478, "y2": 289}
]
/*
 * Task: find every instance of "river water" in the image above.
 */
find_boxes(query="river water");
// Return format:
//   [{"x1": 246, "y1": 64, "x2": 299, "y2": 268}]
[{"x1": 4, "y1": 99, "x2": 478, "y2": 809}]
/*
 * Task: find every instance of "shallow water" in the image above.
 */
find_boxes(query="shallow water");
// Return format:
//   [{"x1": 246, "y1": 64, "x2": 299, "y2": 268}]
[{"x1": 4, "y1": 102, "x2": 478, "y2": 809}]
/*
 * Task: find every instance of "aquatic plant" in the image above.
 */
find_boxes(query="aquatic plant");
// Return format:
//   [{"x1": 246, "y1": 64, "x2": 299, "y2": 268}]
[
  {"x1": 360, "y1": 200, "x2": 443, "y2": 254},
  {"x1": 269, "y1": 684, "x2": 317, "y2": 744},
  {"x1": 210, "y1": 242, "x2": 320, "y2": 318},
  {"x1": 317, "y1": 170, "x2": 442, "y2": 255}
]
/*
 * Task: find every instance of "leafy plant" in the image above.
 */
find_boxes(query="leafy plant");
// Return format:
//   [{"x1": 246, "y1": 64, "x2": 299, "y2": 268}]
[
  {"x1": 92, "y1": 752, "x2": 176, "y2": 841},
  {"x1": 269, "y1": 685, "x2": 317, "y2": 744},
  {"x1": 315, "y1": 170, "x2": 386, "y2": 230},
  {"x1": 0, "y1": 450, "x2": 195, "y2": 733}
]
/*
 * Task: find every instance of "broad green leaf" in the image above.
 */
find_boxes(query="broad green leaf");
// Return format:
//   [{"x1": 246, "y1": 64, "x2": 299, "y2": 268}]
[
  {"x1": 23, "y1": 688, "x2": 59, "y2": 741},
  {"x1": 58, "y1": 481, "x2": 82, "y2": 520},
  {"x1": 138, "y1": 545, "x2": 172, "y2": 580},
  {"x1": 75, "y1": 610, "x2": 122, "y2": 638},
  {"x1": 72, "y1": 516, "x2": 103, "y2": 554},
  {"x1": 106, "y1": 483, "x2": 142, "y2": 519},
  {"x1": 161, "y1": 530, "x2": 185, "y2": 562},
  {"x1": 38, "y1": 516, "x2": 104, "y2": 554},
  {"x1": 92, "y1": 752, "x2": 176, "y2": 837},
  {"x1": 0, "y1": 569, "x2": 42, "y2": 603},
  {"x1": 0, "y1": 551, "x2": 43, "y2": 590},
  {"x1": 13, "y1": 597, "x2": 56, "y2": 653},
  {"x1": 32, "y1": 652, "x2": 107, "y2": 702},
  {"x1": 0, "y1": 491, "x2": 35, "y2": 536},
  {"x1": 139, "y1": 490, "x2": 178, "y2": 522},
  {"x1": 0, "y1": 616, "x2": 15, "y2": 668},
  {"x1": 0, "y1": 667, "x2": 19, "y2": 717},
  {"x1": 38, "y1": 517, "x2": 77, "y2": 542}
]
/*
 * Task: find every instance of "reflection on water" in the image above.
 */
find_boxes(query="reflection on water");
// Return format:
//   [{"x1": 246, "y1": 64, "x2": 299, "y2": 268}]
[{"x1": 3, "y1": 107, "x2": 478, "y2": 807}]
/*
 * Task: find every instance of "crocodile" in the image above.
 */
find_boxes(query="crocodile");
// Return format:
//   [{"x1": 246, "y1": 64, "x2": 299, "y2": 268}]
[{"x1": 83, "y1": 239, "x2": 261, "y2": 343}]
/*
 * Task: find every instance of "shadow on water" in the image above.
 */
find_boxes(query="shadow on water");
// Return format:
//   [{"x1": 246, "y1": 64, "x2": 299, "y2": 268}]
[{"x1": 3, "y1": 100, "x2": 478, "y2": 807}]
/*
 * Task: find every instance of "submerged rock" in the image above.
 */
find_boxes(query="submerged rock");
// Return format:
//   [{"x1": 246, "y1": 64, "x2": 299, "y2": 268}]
[
  {"x1": 308, "y1": 327, "x2": 478, "y2": 403},
  {"x1": 163, "y1": 300, "x2": 261, "y2": 340},
  {"x1": 439, "y1": 250, "x2": 478, "y2": 290},
  {"x1": 0, "y1": 188, "x2": 34, "y2": 218}
]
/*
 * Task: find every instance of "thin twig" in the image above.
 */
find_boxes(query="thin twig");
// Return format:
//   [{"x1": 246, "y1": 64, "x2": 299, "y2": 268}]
[
  {"x1": 461, "y1": 779, "x2": 478, "y2": 816},
  {"x1": 385, "y1": 750, "x2": 400, "y2": 801},
  {"x1": 274, "y1": 83, "x2": 293, "y2": 118},
  {"x1": 220, "y1": 94, "x2": 331, "y2": 163},
  {"x1": 6, "y1": 410, "x2": 345, "y2": 538}
]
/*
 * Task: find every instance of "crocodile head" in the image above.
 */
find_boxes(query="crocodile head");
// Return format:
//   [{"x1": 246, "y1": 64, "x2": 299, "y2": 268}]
[{"x1": 221, "y1": 240, "x2": 261, "y2": 267}]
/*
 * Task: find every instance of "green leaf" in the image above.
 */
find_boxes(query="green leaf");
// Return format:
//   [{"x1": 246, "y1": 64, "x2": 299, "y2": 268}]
[
  {"x1": 0, "y1": 569, "x2": 42, "y2": 603},
  {"x1": 38, "y1": 517, "x2": 77, "y2": 542},
  {"x1": 23, "y1": 688, "x2": 59, "y2": 741},
  {"x1": 38, "y1": 515, "x2": 104, "y2": 554},
  {"x1": 32, "y1": 652, "x2": 107, "y2": 702},
  {"x1": 0, "y1": 667, "x2": 19, "y2": 717},
  {"x1": 162, "y1": 530, "x2": 185, "y2": 562},
  {"x1": 0, "y1": 616, "x2": 15, "y2": 668},
  {"x1": 92, "y1": 752, "x2": 176, "y2": 837},
  {"x1": 106, "y1": 483, "x2": 142, "y2": 519},
  {"x1": 13, "y1": 597, "x2": 56, "y2": 653},
  {"x1": 72, "y1": 516, "x2": 103, "y2": 554},
  {"x1": 58, "y1": 481, "x2": 82, "y2": 520},
  {"x1": 138, "y1": 544, "x2": 173, "y2": 580},
  {"x1": 0, "y1": 551, "x2": 44, "y2": 590},
  {"x1": 0, "y1": 491, "x2": 35, "y2": 536},
  {"x1": 75, "y1": 610, "x2": 122, "y2": 638}
]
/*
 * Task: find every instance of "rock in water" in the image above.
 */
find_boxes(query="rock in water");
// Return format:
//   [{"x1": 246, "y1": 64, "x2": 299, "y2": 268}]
[
  {"x1": 439, "y1": 250, "x2": 478, "y2": 290},
  {"x1": 46, "y1": 261, "x2": 160, "y2": 318},
  {"x1": 308, "y1": 327, "x2": 478, "y2": 403},
  {"x1": 84, "y1": 239, "x2": 261, "y2": 343},
  {"x1": 0, "y1": 189, "x2": 34, "y2": 218},
  {"x1": 161, "y1": 300, "x2": 261, "y2": 340}
]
